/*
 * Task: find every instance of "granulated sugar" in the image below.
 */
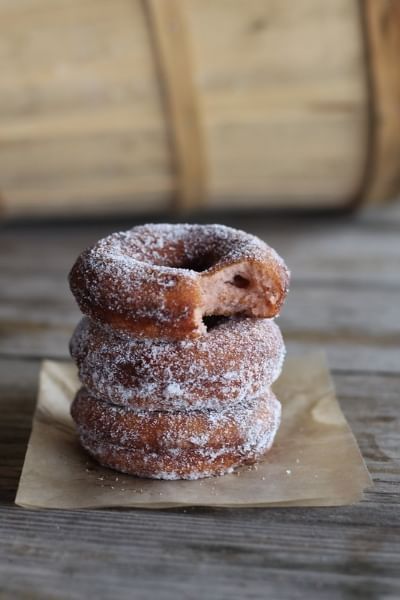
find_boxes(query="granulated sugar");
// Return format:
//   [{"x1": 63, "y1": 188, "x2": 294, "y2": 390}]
[
  {"x1": 69, "y1": 223, "x2": 290, "y2": 338},
  {"x1": 68, "y1": 223, "x2": 289, "y2": 480},
  {"x1": 70, "y1": 316, "x2": 285, "y2": 411}
]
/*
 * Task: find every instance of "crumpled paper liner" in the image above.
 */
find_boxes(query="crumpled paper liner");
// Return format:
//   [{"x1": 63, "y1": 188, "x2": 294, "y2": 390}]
[{"x1": 15, "y1": 353, "x2": 372, "y2": 509}]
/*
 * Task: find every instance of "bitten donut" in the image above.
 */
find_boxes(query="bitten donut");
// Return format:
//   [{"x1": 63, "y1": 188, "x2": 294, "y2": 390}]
[
  {"x1": 69, "y1": 223, "x2": 290, "y2": 339},
  {"x1": 75, "y1": 393, "x2": 281, "y2": 480},
  {"x1": 70, "y1": 316, "x2": 285, "y2": 411},
  {"x1": 71, "y1": 387, "x2": 281, "y2": 451}
]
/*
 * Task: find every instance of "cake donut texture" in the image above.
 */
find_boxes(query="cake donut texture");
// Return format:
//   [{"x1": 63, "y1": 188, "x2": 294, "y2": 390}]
[
  {"x1": 71, "y1": 387, "x2": 281, "y2": 452},
  {"x1": 75, "y1": 392, "x2": 281, "y2": 480},
  {"x1": 69, "y1": 223, "x2": 290, "y2": 339},
  {"x1": 70, "y1": 316, "x2": 285, "y2": 411},
  {"x1": 69, "y1": 223, "x2": 289, "y2": 480}
]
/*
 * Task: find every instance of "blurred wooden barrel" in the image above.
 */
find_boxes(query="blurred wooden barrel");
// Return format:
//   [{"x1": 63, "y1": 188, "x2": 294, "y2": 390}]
[{"x1": 0, "y1": 0, "x2": 399, "y2": 218}]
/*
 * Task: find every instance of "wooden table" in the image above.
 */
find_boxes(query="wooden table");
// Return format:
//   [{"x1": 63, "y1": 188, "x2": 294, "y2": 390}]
[{"x1": 1, "y1": 205, "x2": 399, "y2": 599}]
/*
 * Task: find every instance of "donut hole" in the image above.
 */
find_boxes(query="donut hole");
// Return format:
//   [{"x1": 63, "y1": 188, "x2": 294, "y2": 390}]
[
  {"x1": 182, "y1": 252, "x2": 217, "y2": 272},
  {"x1": 203, "y1": 315, "x2": 228, "y2": 331}
]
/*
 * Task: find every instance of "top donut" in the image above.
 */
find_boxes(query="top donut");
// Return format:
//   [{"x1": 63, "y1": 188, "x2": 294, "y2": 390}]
[{"x1": 69, "y1": 223, "x2": 290, "y2": 339}]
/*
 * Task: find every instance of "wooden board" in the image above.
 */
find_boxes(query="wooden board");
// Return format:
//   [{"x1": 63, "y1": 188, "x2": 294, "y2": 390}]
[
  {"x1": 0, "y1": 0, "x2": 172, "y2": 217},
  {"x1": 187, "y1": 0, "x2": 368, "y2": 208},
  {"x1": 0, "y1": 0, "x2": 371, "y2": 216},
  {"x1": 0, "y1": 203, "x2": 400, "y2": 598},
  {"x1": 364, "y1": 0, "x2": 400, "y2": 203},
  {"x1": 1, "y1": 215, "x2": 400, "y2": 372}
]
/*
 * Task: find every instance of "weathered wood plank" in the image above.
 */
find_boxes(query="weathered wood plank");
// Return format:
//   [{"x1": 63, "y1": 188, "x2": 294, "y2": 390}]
[
  {"x1": 2, "y1": 212, "x2": 400, "y2": 284},
  {"x1": 1, "y1": 277, "x2": 399, "y2": 372},
  {"x1": 0, "y1": 519, "x2": 398, "y2": 600},
  {"x1": 0, "y1": 358, "x2": 39, "y2": 504},
  {"x1": 0, "y1": 510, "x2": 398, "y2": 600},
  {"x1": 1, "y1": 213, "x2": 400, "y2": 373},
  {"x1": 282, "y1": 285, "x2": 400, "y2": 372},
  {"x1": 0, "y1": 357, "x2": 399, "y2": 599},
  {"x1": 360, "y1": 198, "x2": 400, "y2": 227},
  {"x1": 1, "y1": 209, "x2": 399, "y2": 599}
]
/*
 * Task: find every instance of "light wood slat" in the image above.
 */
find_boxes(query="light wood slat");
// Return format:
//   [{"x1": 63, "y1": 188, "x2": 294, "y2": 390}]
[
  {"x1": 0, "y1": 0, "x2": 172, "y2": 217},
  {"x1": 186, "y1": 0, "x2": 368, "y2": 208},
  {"x1": 0, "y1": 0, "x2": 372, "y2": 216},
  {"x1": 144, "y1": 0, "x2": 207, "y2": 210},
  {"x1": 363, "y1": 1, "x2": 400, "y2": 203}
]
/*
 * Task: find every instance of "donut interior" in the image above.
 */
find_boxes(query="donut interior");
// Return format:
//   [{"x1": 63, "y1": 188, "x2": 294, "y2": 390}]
[
  {"x1": 70, "y1": 224, "x2": 288, "y2": 338},
  {"x1": 199, "y1": 261, "x2": 279, "y2": 321},
  {"x1": 127, "y1": 232, "x2": 283, "y2": 324}
]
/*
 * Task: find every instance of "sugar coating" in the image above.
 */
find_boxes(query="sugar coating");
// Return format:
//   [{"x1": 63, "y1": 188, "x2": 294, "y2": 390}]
[
  {"x1": 70, "y1": 316, "x2": 285, "y2": 411},
  {"x1": 72, "y1": 387, "x2": 280, "y2": 451},
  {"x1": 78, "y1": 394, "x2": 281, "y2": 480},
  {"x1": 69, "y1": 223, "x2": 289, "y2": 479},
  {"x1": 68, "y1": 223, "x2": 290, "y2": 338},
  {"x1": 74, "y1": 223, "x2": 288, "y2": 280}
]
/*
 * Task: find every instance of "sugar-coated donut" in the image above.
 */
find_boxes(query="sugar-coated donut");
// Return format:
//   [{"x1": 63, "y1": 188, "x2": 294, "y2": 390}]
[
  {"x1": 79, "y1": 438, "x2": 274, "y2": 480},
  {"x1": 71, "y1": 387, "x2": 280, "y2": 451},
  {"x1": 69, "y1": 224, "x2": 290, "y2": 339},
  {"x1": 75, "y1": 393, "x2": 281, "y2": 480},
  {"x1": 70, "y1": 316, "x2": 285, "y2": 411}
]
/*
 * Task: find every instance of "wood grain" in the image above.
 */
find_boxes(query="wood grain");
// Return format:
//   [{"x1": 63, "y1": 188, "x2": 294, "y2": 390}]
[
  {"x1": 363, "y1": 0, "x2": 400, "y2": 203},
  {"x1": 0, "y1": 0, "x2": 371, "y2": 216},
  {"x1": 0, "y1": 360, "x2": 399, "y2": 599},
  {"x1": 0, "y1": 204, "x2": 399, "y2": 598},
  {"x1": 0, "y1": 0, "x2": 172, "y2": 217},
  {"x1": 187, "y1": 0, "x2": 368, "y2": 209},
  {"x1": 144, "y1": 0, "x2": 207, "y2": 210},
  {"x1": 1, "y1": 215, "x2": 399, "y2": 371}
]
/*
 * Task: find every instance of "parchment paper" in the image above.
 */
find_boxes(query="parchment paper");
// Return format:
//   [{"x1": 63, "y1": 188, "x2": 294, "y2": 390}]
[{"x1": 15, "y1": 353, "x2": 372, "y2": 509}]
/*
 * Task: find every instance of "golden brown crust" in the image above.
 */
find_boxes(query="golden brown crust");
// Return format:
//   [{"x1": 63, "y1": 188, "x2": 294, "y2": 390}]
[
  {"x1": 69, "y1": 224, "x2": 289, "y2": 340},
  {"x1": 79, "y1": 432, "x2": 276, "y2": 480},
  {"x1": 71, "y1": 387, "x2": 281, "y2": 452}
]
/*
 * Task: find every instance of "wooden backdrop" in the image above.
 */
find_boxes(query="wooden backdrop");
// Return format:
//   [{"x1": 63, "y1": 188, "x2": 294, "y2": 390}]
[{"x1": 0, "y1": 0, "x2": 399, "y2": 217}]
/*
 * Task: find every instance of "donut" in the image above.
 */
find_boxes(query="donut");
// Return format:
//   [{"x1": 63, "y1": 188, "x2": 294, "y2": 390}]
[
  {"x1": 79, "y1": 437, "x2": 274, "y2": 480},
  {"x1": 69, "y1": 223, "x2": 290, "y2": 339},
  {"x1": 70, "y1": 316, "x2": 285, "y2": 411},
  {"x1": 75, "y1": 393, "x2": 281, "y2": 480},
  {"x1": 71, "y1": 387, "x2": 281, "y2": 451}
]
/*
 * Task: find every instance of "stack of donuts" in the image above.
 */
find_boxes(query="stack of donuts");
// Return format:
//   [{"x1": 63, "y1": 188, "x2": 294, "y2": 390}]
[{"x1": 68, "y1": 224, "x2": 290, "y2": 480}]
